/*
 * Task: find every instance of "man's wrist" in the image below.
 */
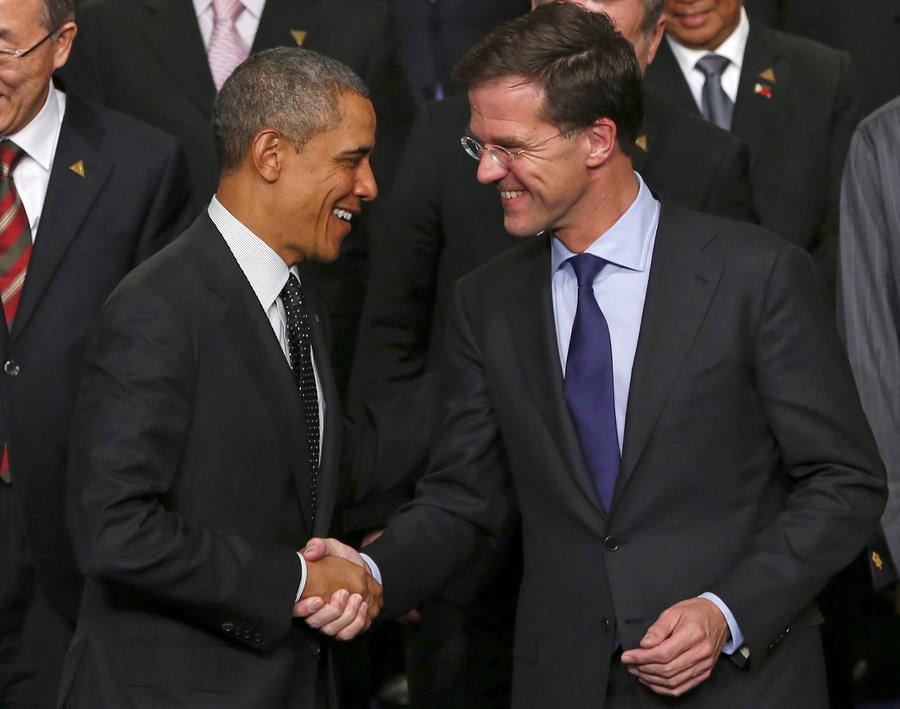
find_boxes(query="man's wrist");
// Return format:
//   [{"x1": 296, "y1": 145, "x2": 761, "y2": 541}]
[
  {"x1": 698, "y1": 591, "x2": 743, "y2": 654},
  {"x1": 359, "y1": 552, "x2": 382, "y2": 586},
  {"x1": 295, "y1": 551, "x2": 308, "y2": 603}
]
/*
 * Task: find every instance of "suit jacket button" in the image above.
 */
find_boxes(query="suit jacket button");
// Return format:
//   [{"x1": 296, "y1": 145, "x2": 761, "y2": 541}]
[
  {"x1": 603, "y1": 536, "x2": 621, "y2": 552},
  {"x1": 221, "y1": 622, "x2": 234, "y2": 634},
  {"x1": 601, "y1": 617, "x2": 612, "y2": 633},
  {"x1": 253, "y1": 634, "x2": 262, "y2": 644},
  {"x1": 4, "y1": 360, "x2": 20, "y2": 376},
  {"x1": 310, "y1": 644, "x2": 321, "y2": 657}
]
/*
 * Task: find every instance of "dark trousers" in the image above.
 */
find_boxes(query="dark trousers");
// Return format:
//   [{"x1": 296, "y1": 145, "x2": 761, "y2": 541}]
[{"x1": 0, "y1": 485, "x2": 74, "y2": 708}]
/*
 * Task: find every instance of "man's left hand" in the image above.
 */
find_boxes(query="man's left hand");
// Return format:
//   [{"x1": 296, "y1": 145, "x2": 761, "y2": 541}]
[{"x1": 620, "y1": 597, "x2": 729, "y2": 697}]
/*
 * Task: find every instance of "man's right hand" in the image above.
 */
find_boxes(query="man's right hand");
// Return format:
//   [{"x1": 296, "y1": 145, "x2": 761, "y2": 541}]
[{"x1": 293, "y1": 538, "x2": 383, "y2": 640}]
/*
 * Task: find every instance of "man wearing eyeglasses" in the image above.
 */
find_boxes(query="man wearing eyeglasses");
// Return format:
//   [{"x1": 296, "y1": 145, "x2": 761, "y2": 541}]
[
  {"x1": 303, "y1": 3, "x2": 885, "y2": 706},
  {"x1": 0, "y1": 0, "x2": 190, "y2": 706}
]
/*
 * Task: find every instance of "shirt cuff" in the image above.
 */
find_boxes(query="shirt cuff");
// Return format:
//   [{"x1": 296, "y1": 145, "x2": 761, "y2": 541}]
[
  {"x1": 699, "y1": 592, "x2": 744, "y2": 655},
  {"x1": 359, "y1": 552, "x2": 382, "y2": 586},
  {"x1": 295, "y1": 551, "x2": 308, "y2": 604}
]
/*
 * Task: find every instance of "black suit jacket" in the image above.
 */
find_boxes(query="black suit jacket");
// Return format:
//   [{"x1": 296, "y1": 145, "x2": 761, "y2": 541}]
[
  {"x1": 745, "y1": 0, "x2": 900, "y2": 115},
  {"x1": 365, "y1": 202, "x2": 886, "y2": 707},
  {"x1": 0, "y1": 95, "x2": 189, "y2": 622},
  {"x1": 58, "y1": 214, "x2": 436, "y2": 707},
  {"x1": 644, "y1": 23, "x2": 861, "y2": 290},
  {"x1": 61, "y1": 0, "x2": 416, "y2": 397}
]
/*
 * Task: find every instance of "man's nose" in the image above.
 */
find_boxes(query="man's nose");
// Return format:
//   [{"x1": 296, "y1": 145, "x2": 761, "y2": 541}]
[{"x1": 476, "y1": 151, "x2": 509, "y2": 184}]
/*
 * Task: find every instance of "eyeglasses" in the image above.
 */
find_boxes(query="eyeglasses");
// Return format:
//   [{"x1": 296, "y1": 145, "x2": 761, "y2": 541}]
[
  {"x1": 0, "y1": 27, "x2": 60, "y2": 69},
  {"x1": 460, "y1": 129, "x2": 576, "y2": 170}
]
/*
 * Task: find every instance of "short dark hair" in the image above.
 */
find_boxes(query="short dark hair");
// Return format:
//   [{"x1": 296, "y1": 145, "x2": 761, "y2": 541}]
[
  {"x1": 213, "y1": 47, "x2": 369, "y2": 174},
  {"x1": 454, "y1": 1, "x2": 643, "y2": 155},
  {"x1": 41, "y1": 0, "x2": 75, "y2": 29}
]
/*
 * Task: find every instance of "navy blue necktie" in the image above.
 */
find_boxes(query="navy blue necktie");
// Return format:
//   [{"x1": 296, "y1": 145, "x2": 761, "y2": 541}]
[{"x1": 563, "y1": 254, "x2": 620, "y2": 511}]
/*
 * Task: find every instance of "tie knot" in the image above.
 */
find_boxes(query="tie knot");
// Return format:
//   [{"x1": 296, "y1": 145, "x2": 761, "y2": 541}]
[
  {"x1": 212, "y1": 0, "x2": 244, "y2": 22},
  {"x1": 0, "y1": 140, "x2": 25, "y2": 176},
  {"x1": 567, "y1": 253, "x2": 605, "y2": 288},
  {"x1": 696, "y1": 54, "x2": 730, "y2": 79},
  {"x1": 280, "y1": 273, "x2": 304, "y2": 305}
]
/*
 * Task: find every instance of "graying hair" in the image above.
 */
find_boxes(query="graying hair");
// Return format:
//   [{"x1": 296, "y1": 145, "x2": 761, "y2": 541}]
[
  {"x1": 640, "y1": 0, "x2": 664, "y2": 36},
  {"x1": 213, "y1": 47, "x2": 369, "y2": 174},
  {"x1": 41, "y1": 0, "x2": 75, "y2": 29}
]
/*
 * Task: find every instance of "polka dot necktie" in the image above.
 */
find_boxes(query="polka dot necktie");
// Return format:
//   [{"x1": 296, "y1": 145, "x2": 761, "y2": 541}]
[
  {"x1": 0, "y1": 140, "x2": 32, "y2": 485},
  {"x1": 280, "y1": 274, "x2": 320, "y2": 524}
]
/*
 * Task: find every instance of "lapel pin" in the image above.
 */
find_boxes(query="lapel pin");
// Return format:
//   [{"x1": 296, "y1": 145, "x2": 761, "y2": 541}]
[
  {"x1": 634, "y1": 135, "x2": 648, "y2": 152},
  {"x1": 69, "y1": 160, "x2": 86, "y2": 178},
  {"x1": 754, "y1": 82, "x2": 773, "y2": 99},
  {"x1": 872, "y1": 551, "x2": 884, "y2": 571},
  {"x1": 290, "y1": 30, "x2": 307, "y2": 46},
  {"x1": 758, "y1": 67, "x2": 776, "y2": 83}
]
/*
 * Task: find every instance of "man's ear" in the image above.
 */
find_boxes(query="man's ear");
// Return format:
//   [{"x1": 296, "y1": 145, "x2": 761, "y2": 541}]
[
  {"x1": 643, "y1": 14, "x2": 667, "y2": 67},
  {"x1": 251, "y1": 130, "x2": 284, "y2": 183},
  {"x1": 52, "y1": 22, "x2": 77, "y2": 71},
  {"x1": 585, "y1": 118, "x2": 617, "y2": 168}
]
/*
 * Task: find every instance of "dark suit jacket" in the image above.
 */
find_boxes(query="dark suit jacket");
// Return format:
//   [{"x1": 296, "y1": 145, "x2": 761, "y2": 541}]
[
  {"x1": 365, "y1": 202, "x2": 886, "y2": 707},
  {"x1": 0, "y1": 94, "x2": 189, "y2": 623},
  {"x1": 61, "y1": 0, "x2": 416, "y2": 397},
  {"x1": 644, "y1": 23, "x2": 861, "y2": 290},
  {"x1": 350, "y1": 91, "x2": 754, "y2": 405},
  {"x1": 745, "y1": 0, "x2": 900, "y2": 115},
  {"x1": 58, "y1": 214, "x2": 436, "y2": 707}
]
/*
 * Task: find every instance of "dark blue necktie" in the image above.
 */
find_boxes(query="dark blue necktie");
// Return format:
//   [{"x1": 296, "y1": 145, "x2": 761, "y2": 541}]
[{"x1": 563, "y1": 254, "x2": 620, "y2": 511}]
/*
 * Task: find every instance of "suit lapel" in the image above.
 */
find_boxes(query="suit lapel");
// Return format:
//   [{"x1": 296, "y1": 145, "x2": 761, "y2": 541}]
[
  {"x1": 302, "y1": 282, "x2": 342, "y2": 537},
  {"x1": 645, "y1": 41, "x2": 700, "y2": 116},
  {"x1": 190, "y1": 220, "x2": 315, "y2": 535},
  {"x1": 253, "y1": 0, "x2": 315, "y2": 52},
  {"x1": 11, "y1": 98, "x2": 112, "y2": 344},
  {"x1": 731, "y1": 22, "x2": 785, "y2": 163},
  {"x1": 504, "y1": 237, "x2": 607, "y2": 519},
  {"x1": 615, "y1": 203, "x2": 722, "y2": 506},
  {"x1": 136, "y1": 0, "x2": 215, "y2": 116}
]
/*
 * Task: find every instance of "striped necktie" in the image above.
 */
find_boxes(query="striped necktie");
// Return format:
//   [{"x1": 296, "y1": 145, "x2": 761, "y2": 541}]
[
  {"x1": 0, "y1": 140, "x2": 31, "y2": 485},
  {"x1": 208, "y1": 0, "x2": 249, "y2": 91}
]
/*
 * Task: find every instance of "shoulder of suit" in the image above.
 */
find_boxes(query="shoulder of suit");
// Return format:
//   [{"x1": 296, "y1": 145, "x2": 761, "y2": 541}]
[
  {"x1": 761, "y1": 22, "x2": 852, "y2": 71},
  {"x1": 644, "y1": 91, "x2": 742, "y2": 154},
  {"x1": 857, "y1": 96, "x2": 900, "y2": 136},
  {"x1": 114, "y1": 220, "x2": 204, "y2": 298},
  {"x1": 64, "y1": 95, "x2": 180, "y2": 157}
]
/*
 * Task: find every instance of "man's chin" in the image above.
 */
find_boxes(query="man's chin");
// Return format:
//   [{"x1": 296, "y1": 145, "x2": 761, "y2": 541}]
[{"x1": 503, "y1": 216, "x2": 544, "y2": 239}]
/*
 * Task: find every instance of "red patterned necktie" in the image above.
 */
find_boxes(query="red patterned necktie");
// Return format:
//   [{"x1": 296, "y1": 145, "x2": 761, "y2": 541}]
[{"x1": 0, "y1": 139, "x2": 32, "y2": 484}]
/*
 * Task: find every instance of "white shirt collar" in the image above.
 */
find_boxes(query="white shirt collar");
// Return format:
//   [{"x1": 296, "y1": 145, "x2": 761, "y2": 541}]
[
  {"x1": 667, "y1": 6, "x2": 750, "y2": 78},
  {"x1": 551, "y1": 173, "x2": 658, "y2": 274},
  {"x1": 5, "y1": 82, "x2": 62, "y2": 171},
  {"x1": 192, "y1": 0, "x2": 265, "y2": 19},
  {"x1": 207, "y1": 195, "x2": 295, "y2": 313}
]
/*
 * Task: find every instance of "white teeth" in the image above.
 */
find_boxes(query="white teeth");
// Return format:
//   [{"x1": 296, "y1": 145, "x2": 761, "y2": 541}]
[
  {"x1": 332, "y1": 208, "x2": 353, "y2": 222},
  {"x1": 501, "y1": 190, "x2": 524, "y2": 200}
]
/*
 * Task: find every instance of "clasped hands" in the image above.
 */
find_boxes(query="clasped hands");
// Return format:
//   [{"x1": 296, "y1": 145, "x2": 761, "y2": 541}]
[{"x1": 292, "y1": 538, "x2": 381, "y2": 641}]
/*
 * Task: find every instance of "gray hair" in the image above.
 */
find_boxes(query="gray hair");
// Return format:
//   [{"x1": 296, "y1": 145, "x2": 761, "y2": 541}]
[
  {"x1": 639, "y1": 0, "x2": 664, "y2": 36},
  {"x1": 213, "y1": 47, "x2": 369, "y2": 174},
  {"x1": 41, "y1": 0, "x2": 75, "y2": 29}
]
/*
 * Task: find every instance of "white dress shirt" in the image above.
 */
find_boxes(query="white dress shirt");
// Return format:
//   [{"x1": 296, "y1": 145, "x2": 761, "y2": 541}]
[
  {"x1": 192, "y1": 0, "x2": 265, "y2": 50},
  {"x1": 666, "y1": 7, "x2": 751, "y2": 114},
  {"x1": 206, "y1": 196, "x2": 325, "y2": 601},
  {"x1": 3, "y1": 83, "x2": 66, "y2": 239}
]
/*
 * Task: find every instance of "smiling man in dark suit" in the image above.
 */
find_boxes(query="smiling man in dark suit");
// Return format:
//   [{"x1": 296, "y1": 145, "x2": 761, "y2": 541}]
[
  {"x1": 0, "y1": 0, "x2": 190, "y2": 706},
  {"x1": 59, "y1": 0, "x2": 416, "y2": 397},
  {"x1": 58, "y1": 47, "x2": 399, "y2": 708},
  {"x1": 303, "y1": 4, "x2": 886, "y2": 706},
  {"x1": 644, "y1": 0, "x2": 860, "y2": 291}
]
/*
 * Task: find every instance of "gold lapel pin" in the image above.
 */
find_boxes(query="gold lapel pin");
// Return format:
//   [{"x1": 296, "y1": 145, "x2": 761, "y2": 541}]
[
  {"x1": 635, "y1": 135, "x2": 648, "y2": 152},
  {"x1": 872, "y1": 551, "x2": 884, "y2": 571},
  {"x1": 290, "y1": 30, "x2": 307, "y2": 46},
  {"x1": 69, "y1": 160, "x2": 86, "y2": 178},
  {"x1": 758, "y1": 68, "x2": 776, "y2": 83}
]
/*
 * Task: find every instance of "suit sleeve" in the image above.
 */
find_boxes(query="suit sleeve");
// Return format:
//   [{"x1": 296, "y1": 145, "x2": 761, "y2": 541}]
[
  {"x1": 703, "y1": 135, "x2": 758, "y2": 224},
  {"x1": 363, "y1": 281, "x2": 515, "y2": 617},
  {"x1": 709, "y1": 242, "x2": 886, "y2": 659},
  {"x1": 811, "y1": 50, "x2": 862, "y2": 294},
  {"x1": 67, "y1": 285, "x2": 303, "y2": 652},
  {"x1": 133, "y1": 137, "x2": 193, "y2": 265},
  {"x1": 838, "y1": 124, "x2": 900, "y2": 588}
]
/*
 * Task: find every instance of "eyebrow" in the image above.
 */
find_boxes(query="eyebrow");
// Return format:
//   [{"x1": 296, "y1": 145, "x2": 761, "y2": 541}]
[
  {"x1": 338, "y1": 146, "x2": 373, "y2": 159},
  {"x1": 465, "y1": 127, "x2": 525, "y2": 148}
]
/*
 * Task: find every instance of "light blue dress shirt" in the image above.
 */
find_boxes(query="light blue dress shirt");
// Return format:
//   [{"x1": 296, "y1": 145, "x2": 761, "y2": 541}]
[{"x1": 550, "y1": 174, "x2": 744, "y2": 654}]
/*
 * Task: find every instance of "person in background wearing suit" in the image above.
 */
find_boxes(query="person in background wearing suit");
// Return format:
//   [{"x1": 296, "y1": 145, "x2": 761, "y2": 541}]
[
  {"x1": 839, "y1": 95, "x2": 900, "y2": 614},
  {"x1": 348, "y1": 0, "x2": 753, "y2": 704},
  {"x1": 56, "y1": 47, "x2": 413, "y2": 708},
  {"x1": 0, "y1": 0, "x2": 190, "y2": 705},
  {"x1": 59, "y1": 0, "x2": 417, "y2": 399},
  {"x1": 743, "y1": 0, "x2": 900, "y2": 116},
  {"x1": 644, "y1": 0, "x2": 860, "y2": 292},
  {"x1": 302, "y1": 4, "x2": 886, "y2": 707}
]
